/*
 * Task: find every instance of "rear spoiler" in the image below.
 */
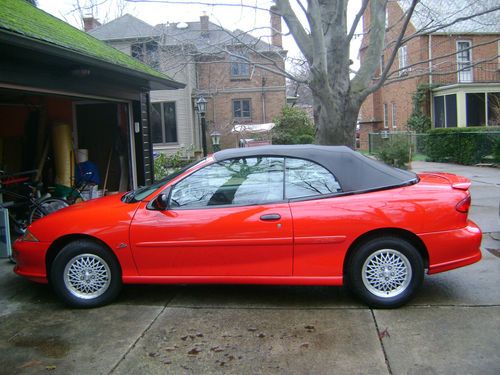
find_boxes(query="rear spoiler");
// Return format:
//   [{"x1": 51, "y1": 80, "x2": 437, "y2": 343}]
[{"x1": 420, "y1": 172, "x2": 472, "y2": 190}]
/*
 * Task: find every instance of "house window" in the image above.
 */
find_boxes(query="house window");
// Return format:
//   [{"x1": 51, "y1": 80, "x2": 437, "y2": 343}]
[
  {"x1": 151, "y1": 102, "x2": 178, "y2": 144},
  {"x1": 391, "y1": 103, "x2": 397, "y2": 128},
  {"x1": 132, "y1": 40, "x2": 159, "y2": 69},
  {"x1": 231, "y1": 55, "x2": 250, "y2": 78},
  {"x1": 466, "y1": 93, "x2": 485, "y2": 126},
  {"x1": 233, "y1": 99, "x2": 251, "y2": 119},
  {"x1": 383, "y1": 103, "x2": 388, "y2": 128},
  {"x1": 380, "y1": 54, "x2": 385, "y2": 76},
  {"x1": 487, "y1": 92, "x2": 500, "y2": 126},
  {"x1": 434, "y1": 96, "x2": 445, "y2": 128},
  {"x1": 398, "y1": 45, "x2": 408, "y2": 75},
  {"x1": 457, "y1": 41, "x2": 472, "y2": 83},
  {"x1": 433, "y1": 94, "x2": 457, "y2": 128},
  {"x1": 498, "y1": 41, "x2": 500, "y2": 69},
  {"x1": 445, "y1": 95, "x2": 457, "y2": 127}
]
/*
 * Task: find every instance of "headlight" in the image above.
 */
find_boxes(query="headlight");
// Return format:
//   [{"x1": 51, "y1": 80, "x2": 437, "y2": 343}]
[{"x1": 20, "y1": 230, "x2": 39, "y2": 242}]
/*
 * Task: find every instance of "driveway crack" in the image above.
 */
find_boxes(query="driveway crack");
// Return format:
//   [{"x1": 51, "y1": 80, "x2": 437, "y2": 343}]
[
  {"x1": 371, "y1": 309, "x2": 393, "y2": 375},
  {"x1": 107, "y1": 289, "x2": 179, "y2": 374}
]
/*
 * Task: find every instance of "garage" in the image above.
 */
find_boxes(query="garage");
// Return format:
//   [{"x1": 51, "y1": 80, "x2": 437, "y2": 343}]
[{"x1": 0, "y1": 0, "x2": 183, "y2": 234}]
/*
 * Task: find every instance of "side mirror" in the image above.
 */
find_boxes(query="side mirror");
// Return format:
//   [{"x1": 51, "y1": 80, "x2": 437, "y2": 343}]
[{"x1": 155, "y1": 193, "x2": 169, "y2": 210}]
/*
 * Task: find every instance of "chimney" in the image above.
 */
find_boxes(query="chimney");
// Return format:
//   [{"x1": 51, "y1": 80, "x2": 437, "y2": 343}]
[
  {"x1": 270, "y1": 6, "x2": 282, "y2": 48},
  {"x1": 83, "y1": 16, "x2": 101, "y2": 32},
  {"x1": 200, "y1": 13, "x2": 209, "y2": 37}
]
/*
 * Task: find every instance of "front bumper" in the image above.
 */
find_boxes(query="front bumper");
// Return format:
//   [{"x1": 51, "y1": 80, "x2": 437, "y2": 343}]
[
  {"x1": 12, "y1": 239, "x2": 50, "y2": 283},
  {"x1": 420, "y1": 221, "x2": 482, "y2": 275}
]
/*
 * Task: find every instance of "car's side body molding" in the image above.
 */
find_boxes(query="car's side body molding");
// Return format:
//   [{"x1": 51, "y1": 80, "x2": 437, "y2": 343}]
[{"x1": 122, "y1": 275, "x2": 344, "y2": 285}]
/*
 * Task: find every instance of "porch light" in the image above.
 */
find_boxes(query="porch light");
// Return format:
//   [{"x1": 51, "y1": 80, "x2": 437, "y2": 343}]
[
  {"x1": 210, "y1": 130, "x2": 221, "y2": 152},
  {"x1": 196, "y1": 96, "x2": 207, "y2": 114},
  {"x1": 196, "y1": 96, "x2": 208, "y2": 156}
]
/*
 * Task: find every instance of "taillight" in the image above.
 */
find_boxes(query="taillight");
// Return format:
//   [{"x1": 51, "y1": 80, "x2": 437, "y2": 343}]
[{"x1": 456, "y1": 195, "x2": 471, "y2": 213}]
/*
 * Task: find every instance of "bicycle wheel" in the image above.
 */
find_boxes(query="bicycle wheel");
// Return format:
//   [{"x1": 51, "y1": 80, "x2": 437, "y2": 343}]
[{"x1": 29, "y1": 197, "x2": 69, "y2": 224}]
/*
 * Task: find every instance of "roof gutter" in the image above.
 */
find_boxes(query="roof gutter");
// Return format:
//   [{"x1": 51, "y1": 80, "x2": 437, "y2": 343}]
[{"x1": 0, "y1": 30, "x2": 185, "y2": 90}]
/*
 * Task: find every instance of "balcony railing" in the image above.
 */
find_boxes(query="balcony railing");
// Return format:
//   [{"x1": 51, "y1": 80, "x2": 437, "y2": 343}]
[{"x1": 431, "y1": 62, "x2": 500, "y2": 85}]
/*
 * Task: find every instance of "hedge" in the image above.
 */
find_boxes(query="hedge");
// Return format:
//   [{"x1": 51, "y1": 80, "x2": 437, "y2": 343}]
[{"x1": 425, "y1": 127, "x2": 500, "y2": 165}]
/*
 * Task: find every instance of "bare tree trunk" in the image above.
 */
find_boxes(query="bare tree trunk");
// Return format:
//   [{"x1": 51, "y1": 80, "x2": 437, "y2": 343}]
[{"x1": 312, "y1": 89, "x2": 359, "y2": 147}]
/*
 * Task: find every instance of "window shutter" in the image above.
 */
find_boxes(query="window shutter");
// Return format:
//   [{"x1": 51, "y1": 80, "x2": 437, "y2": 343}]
[{"x1": 140, "y1": 91, "x2": 154, "y2": 185}]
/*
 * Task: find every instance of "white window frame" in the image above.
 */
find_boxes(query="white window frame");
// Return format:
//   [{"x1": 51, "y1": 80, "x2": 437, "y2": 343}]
[
  {"x1": 151, "y1": 101, "x2": 178, "y2": 145},
  {"x1": 230, "y1": 55, "x2": 250, "y2": 79},
  {"x1": 398, "y1": 45, "x2": 409, "y2": 76},
  {"x1": 383, "y1": 103, "x2": 388, "y2": 129},
  {"x1": 391, "y1": 103, "x2": 397, "y2": 129},
  {"x1": 232, "y1": 99, "x2": 252, "y2": 120},
  {"x1": 380, "y1": 54, "x2": 385, "y2": 76},
  {"x1": 456, "y1": 40, "x2": 473, "y2": 83}
]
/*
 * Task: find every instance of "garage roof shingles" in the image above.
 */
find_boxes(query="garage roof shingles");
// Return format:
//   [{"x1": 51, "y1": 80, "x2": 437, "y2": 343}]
[{"x1": 0, "y1": 0, "x2": 170, "y2": 80}]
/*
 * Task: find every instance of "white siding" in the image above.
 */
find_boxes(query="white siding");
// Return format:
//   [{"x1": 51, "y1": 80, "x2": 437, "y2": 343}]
[
  {"x1": 152, "y1": 50, "x2": 199, "y2": 156},
  {"x1": 151, "y1": 87, "x2": 196, "y2": 156},
  {"x1": 105, "y1": 40, "x2": 200, "y2": 157},
  {"x1": 107, "y1": 40, "x2": 131, "y2": 55}
]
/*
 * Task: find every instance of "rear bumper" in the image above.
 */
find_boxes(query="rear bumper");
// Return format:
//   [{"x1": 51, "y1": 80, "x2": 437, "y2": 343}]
[
  {"x1": 12, "y1": 240, "x2": 49, "y2": 283},
  {"x1": 420, "y1": 221, "x2": 482, "y2": 275}
]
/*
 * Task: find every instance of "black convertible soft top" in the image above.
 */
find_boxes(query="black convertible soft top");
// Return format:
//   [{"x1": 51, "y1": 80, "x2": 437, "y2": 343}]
[{"x1": 213, "y1": 145, "x2": 418, "y2": 193}]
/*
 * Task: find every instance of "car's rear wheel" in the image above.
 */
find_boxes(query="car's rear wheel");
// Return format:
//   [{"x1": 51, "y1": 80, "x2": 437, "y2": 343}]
[
  {"x1": 50, "y1": 240, "x2": 122, "y2": 308},
  {"x1": 347, "y1": 236, "x2": 424, "y2": 308}
]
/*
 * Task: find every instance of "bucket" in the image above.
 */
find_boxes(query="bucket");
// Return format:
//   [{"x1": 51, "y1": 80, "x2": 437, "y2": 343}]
[
  {"x1": 76, "y1": 149, "x2": 89, "y2": 163},
  {"x1": 54, "y1": 184, "x2": 73, "y2": 199}
]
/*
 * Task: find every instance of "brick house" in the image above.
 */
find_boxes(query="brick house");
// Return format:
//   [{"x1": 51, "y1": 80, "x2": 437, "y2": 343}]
[
  {"x1": 359, "y1": 0, "x2": 500, "y2": 150},
  {"x1": 89, "y1": 9, "x2": 287, "y2": 154}
]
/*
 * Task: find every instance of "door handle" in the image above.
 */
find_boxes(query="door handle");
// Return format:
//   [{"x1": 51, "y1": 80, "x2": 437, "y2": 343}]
[{"x1": 260, "y1": 214, "x2": 281, "y2": 221}]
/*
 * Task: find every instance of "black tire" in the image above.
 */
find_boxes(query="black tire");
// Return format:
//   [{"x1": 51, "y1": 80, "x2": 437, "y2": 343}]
[
  {"x1": 50, "y1": 240, "x2": 122, "y2": 308},
  {"x1": 346, "y1": 236, "x2": 424, "y2": 308},
  {"x1": 29, "y1": 197, "x2": 69, "y2": 224}
]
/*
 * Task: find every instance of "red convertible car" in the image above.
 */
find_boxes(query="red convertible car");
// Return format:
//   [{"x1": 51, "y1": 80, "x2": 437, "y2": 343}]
[{"x1": 13, "y1": 146, "x2": 482, "y2": 308}]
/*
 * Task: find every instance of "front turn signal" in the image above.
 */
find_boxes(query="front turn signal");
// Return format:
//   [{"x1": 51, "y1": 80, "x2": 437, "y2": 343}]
[{"x1": 20, "y1": 230, "x2": 39, "y2": 242}]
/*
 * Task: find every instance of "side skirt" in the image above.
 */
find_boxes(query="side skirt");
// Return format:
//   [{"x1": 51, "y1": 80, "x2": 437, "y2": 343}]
[{"x1": 122, "y1": 275, "x2": 344, "y2": 286}]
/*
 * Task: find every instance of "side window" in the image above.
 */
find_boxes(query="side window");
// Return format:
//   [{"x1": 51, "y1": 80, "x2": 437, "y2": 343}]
[
  {"x1": 285, "y1": 158, "x2": 342, "y2": 199},
  {"x1": 170, "y1": 157, "x2": 284, "y2": 209}
]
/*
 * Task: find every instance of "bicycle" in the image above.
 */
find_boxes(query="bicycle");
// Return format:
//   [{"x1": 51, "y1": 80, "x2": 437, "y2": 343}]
[{"x1": 0, "y1": 170, "x2": 69, "y2": 234}]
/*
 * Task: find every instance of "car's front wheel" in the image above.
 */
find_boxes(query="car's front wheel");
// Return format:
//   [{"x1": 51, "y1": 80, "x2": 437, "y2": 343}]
[
  {"x1": 50, "y1": 240, "x2": 122, "y2": 308},
  {"x1": 347, "y1": 236, "x2": 424, "y2": 308}
]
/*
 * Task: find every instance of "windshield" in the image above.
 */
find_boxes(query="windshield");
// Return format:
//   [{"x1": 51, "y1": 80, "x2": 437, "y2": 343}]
[{"x1": 122, "y1": 158, "x2": 206, "y2": 203}]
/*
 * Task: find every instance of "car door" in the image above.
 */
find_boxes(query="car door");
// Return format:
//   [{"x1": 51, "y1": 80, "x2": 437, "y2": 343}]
[
  {"x1": 284, "y1": 157, "x2": 348, "y2": 277},
  {"x1": 129, "y1": 156, "x2": 293, "y2": 276}
]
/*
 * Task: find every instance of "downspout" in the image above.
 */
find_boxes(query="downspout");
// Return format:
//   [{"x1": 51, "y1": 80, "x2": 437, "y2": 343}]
[
  {"x1": 428, "y1": 34, "x2": 433, "y2": 85},
  {"x1": 428, "y1": 34, "x2": 433, "y2": 128},
  {"x1": 261, "y1": 77, "x2": 266, "y2": 123}
]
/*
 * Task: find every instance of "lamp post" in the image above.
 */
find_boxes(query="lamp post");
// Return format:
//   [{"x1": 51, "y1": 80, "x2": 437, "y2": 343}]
[
  {"x1": 196, "y1": 96, "x2": 208, "y2": 156},
  {"x1": 210, "y1": 130, "x2": 221, "y2": 152}
]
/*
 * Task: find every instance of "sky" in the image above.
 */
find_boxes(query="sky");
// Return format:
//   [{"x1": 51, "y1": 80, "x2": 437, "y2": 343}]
[{"x1": 37, "y1": 0, "x2": 363, "y2": 70}]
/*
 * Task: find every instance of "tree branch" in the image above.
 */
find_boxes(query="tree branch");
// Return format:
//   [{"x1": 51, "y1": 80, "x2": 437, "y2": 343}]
[
  {"x1": 274, "y1": 0, "x2": 313, "y2": 63},
  {"x1": 346, "y1": 0, "x2": 369, "y2": 43},
  {"x1": 350, "y1": 0, "x2": 388, "y2": 95}
]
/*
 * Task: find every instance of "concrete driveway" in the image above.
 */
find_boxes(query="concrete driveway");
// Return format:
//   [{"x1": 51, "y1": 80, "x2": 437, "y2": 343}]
[{"x1": 0, "y1": 162, "x2": 499, "y2": 375}]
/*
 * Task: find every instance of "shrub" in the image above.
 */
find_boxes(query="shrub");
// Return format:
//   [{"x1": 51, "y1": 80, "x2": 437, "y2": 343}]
[
  {"x1": 376, "y1": 140, "x2": 411, "y2": 169},
  {"x1": 407, "y1": 85, "x2": 432, "y2": 133},
  {"x1": 407, "y1": 113, "x2": 431, "y2": 133},
  {"x1": 154, "y1": 150, "x2": 190, "y2": 180},
  {"x1": 494, "y1": 138, "x2": 500, "y2": 162},
  {"x1": 425, "y1": 127, "x2": 500, "y2": 165},
  {"x1": 272, "y1": 106, "x2": 315, "y2": 144}
]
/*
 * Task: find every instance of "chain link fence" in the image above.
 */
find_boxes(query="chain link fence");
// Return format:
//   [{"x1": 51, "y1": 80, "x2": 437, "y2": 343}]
[{"x1": 369, "y1": 131, "x2": 500, "y2": 165}]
